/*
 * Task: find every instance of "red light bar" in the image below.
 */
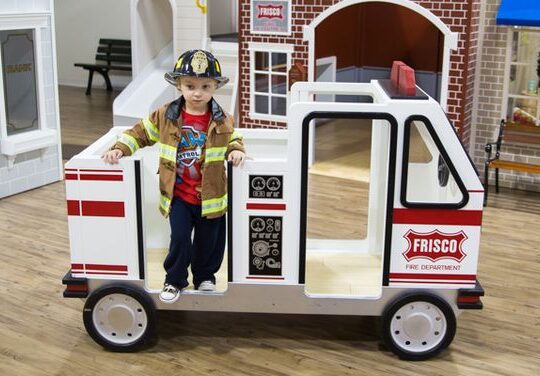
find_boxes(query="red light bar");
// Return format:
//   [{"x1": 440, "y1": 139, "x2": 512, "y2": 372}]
[
  {"x1": 66, "y1": 284, "x2": 88, "y2": 292},
  {"x1": 398, "y1": 65, "x2": 416, "y2": 96},
  {"x1": 457, "y1": 295, "x2": 480, "y2": 304}
]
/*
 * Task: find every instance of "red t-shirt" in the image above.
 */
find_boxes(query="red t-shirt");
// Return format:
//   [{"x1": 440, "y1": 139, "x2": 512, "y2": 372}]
[{"x1": 174, "y1": 110, "x2": 211, "y2": 205}]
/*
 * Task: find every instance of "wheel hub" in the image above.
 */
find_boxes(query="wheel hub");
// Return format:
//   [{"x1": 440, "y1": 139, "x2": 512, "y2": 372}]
[
  {"x1": 390, "y1": 301, "x2": 447, "y2": 353},
  {"x1": 92, "y1": 293, "x2": 148, "y2": 344},
  {"x1": 402, "y1": 312, "x2": 432, "y2": 339},
  {"x1": 107, "y1": 305, "x2": 136, "y2": 332}
]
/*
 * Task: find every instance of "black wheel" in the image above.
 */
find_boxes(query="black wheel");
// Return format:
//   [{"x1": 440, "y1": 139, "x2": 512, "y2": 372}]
[
  {"x1": 381, "y1": 293, "x2": 456, "y2": 360},
  {"x1": 83, "y1": 285, "x2": 157, "y2": 352}
]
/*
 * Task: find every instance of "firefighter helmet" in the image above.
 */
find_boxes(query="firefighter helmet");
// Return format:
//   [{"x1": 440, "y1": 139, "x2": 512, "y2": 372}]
[{"x1": 164, "y1": 49, "x2": 229, "y2": 88}]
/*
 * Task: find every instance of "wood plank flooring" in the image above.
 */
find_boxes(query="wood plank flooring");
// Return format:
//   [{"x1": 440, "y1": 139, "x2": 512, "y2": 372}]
[
  {"x1": 59, "y1": 85, "x2": 121, "y2": 158},
  {"x1": 0, "y1": 86, "x2": 539, "y2": 375},
  {"x1": 1, "y1": 179, "x2": 539, "y2": 375}
]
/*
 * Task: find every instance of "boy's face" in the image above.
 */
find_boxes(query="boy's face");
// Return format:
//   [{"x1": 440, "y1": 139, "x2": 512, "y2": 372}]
[{"x1": 176, "y1": 77, "x2": 217, "y2": 113}]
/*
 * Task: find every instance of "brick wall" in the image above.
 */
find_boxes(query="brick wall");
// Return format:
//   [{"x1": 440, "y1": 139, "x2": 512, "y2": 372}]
[
  {"x1": 474, "y1": 0, "x2": 540, "y2": 192},
  {"x1": 239, "y1": 0, "x2": 480, "y2": 143}
]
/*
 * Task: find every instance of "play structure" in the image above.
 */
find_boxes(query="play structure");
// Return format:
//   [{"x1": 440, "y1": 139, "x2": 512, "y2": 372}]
[
  {"x1": 63, "y1": 63, "x2": 485, "y2": 360},
  {"x1": 113, "y1": 0, "x2": 239, "y2": 127}
]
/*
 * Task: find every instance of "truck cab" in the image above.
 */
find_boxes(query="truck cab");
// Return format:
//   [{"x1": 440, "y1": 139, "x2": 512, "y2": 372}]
[{"x1": 63, "y1": 65, "x2": 484, "y2": 360}]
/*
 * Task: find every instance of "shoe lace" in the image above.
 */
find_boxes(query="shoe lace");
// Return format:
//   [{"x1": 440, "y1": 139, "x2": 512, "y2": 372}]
[{"x1": 163, "y1": 284, "x2": 177, "y2": 293}]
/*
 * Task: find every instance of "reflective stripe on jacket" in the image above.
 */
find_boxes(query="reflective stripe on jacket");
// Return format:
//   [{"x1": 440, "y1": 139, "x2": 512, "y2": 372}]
[{"x1": 111, "y1": 96, "x2": 245, "y2": 218}]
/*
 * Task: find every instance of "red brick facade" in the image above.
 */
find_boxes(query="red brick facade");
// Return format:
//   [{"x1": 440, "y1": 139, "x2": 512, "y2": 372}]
[{"x1": 239, "y1": 0, "x2": 480, "y2": 146}]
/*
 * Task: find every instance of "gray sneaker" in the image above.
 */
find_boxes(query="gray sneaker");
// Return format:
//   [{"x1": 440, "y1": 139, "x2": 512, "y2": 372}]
[
  {"x1": 197, "y1": 280, "x2": 216, "y2": 291},
  {"x1": 159, "y1": 284, "x2": 181, "y2": 303}
]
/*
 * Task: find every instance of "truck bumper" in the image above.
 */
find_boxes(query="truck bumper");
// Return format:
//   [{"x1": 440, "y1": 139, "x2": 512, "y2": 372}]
[
  {"x1": 62, "y1": 269, "x2": 89, "y2": 298},
  {"x1": 457, "y1": 280, "x2": 484, "y2": 309}
]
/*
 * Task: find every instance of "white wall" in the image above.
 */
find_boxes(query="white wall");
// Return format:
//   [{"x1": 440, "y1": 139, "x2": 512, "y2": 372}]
[
  {"x1": 208, "y1": 0, "x2": 236, "y2": 36},
  {"x1": 0, "y1": 0, "x2": 62, "y2": 198},
  {"x1": 132, "y1": 0, "x2": 172, "y2": 76},
  {"x1": 54, "y1": 0, "x2": 131, "y2": 88},
  {"x1": 1, "y1": 0, "x2": 51, "y2": 12}
]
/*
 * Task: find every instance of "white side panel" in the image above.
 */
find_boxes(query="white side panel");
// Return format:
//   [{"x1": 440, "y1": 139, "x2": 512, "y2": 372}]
[
  {"x1": 232, "y1": 159, "x2": 292, "y2": 283},
  {"x1": 64, "y1": 175, "x2": 84, "y2": 277},
  {"x1": 240, "y1": 128, "x2": 288, "y2": 159},
  {"x1": 390, "y1": 224, "x2": 481, "y2": 288},
  {"x1": 64, "y1": 157, "x2": 141, "y2": 280},
  {"x1": 138, "y1": 145, "x2": 169, "y2": 249}
]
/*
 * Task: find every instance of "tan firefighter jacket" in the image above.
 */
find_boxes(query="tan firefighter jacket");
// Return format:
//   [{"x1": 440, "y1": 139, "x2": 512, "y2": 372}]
[{"x1": 111, "y1": 96, "x2": 245, "y2": 219}]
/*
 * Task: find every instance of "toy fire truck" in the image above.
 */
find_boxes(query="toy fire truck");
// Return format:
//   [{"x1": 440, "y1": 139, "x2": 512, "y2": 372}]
[{"x1": 62, "y1": 64, "x2": 484, "y2": 360}]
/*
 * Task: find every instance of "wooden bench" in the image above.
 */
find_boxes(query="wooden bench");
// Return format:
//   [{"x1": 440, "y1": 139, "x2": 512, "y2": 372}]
[
  {"x1": 74, "y1": 39, "x2": 131, "y2": 95},
  {"x1": 484, "y1": 120, "x2": 540, "y2": 205}
]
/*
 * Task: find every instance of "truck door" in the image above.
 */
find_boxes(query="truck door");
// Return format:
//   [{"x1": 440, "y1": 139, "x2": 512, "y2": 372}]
[
  {"x1": 389, "y1": 115, "x2": 482, "y2": 288},
  {"x1": 286, "y1": 85, "x2": 399, "y2": 297}
]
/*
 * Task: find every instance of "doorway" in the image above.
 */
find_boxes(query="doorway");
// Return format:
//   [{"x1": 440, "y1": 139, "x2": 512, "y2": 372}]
[
  {"x1": 303, "y1": 113, "x2": 395, "y2": 297},
  {"x1": 312, "y1": 1, "x2": 446, "y2": 102}
]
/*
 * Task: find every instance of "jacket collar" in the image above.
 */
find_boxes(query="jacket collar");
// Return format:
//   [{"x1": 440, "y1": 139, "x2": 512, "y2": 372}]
[{"x1": 165, "y1": 96, "x2": 226, "y2": 122}]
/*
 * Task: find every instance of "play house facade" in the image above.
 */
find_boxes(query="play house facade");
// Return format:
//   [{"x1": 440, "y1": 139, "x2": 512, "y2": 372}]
[
  {"x1": 114, "y1": 0, "x2": 480, "y2": 146},
  {"x1": 237, "y1": 0, "x2": 481, "y2": 148}
]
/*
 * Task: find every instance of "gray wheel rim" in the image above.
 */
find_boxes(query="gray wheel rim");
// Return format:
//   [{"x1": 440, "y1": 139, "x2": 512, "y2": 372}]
[
  {"x1": 390, "y1": 301, "x2": 447, "y2": 353},
  {"x1": 92, "y1": 293, "x2": 148, "y2": 344}
]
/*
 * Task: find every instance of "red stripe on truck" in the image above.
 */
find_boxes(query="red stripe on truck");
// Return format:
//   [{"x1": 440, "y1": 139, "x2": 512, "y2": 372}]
[
  {"x1": 67, "y1": 200, "x2": 125, "y2": 217},
  {"x1": 85, "y1": 264, "x2": 128, "y2": 271},
  {"x1": 79, "y1": 174, "x2": 123, "y2": 181},
  {"x1": 81, "y1": 201, "x2": 125, "y2": 217},
  {"x1": 390, "y1": 273, "x2": 476, "y2": 280},
  {"x1": 67, "y1": 200, "x2": 80, "y2": 215},
  {"x1": 393, "y1": 209, "x2": 482, "y2": 226},
  {"x1": 246, "y1": 203, "x2": 286, "y2": 210},
  {"x1": 79, "y1": 169, "x2": 123, "y2": 173},
  {"x1": 390, "y1": 280, "x2": 474, "y2": 285}
]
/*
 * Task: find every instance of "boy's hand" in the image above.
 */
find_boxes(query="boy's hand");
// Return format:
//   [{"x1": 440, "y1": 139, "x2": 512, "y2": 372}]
[
  {"x1": 228, "y1": 150, "x2": 248, "y2": 167},
  {"x1": 102, "y1": 149, "x2": 124, "y2": 164}
]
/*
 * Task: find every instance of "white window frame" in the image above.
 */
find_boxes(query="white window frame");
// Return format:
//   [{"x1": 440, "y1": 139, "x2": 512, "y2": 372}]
[
  {"x1": 0, "y1": 14, "x2": 56, "y2": 167},
  {"x1": 501, "y1": 27, "x2": 540, "y2": 125},
  {"x1": 249, "y1": 42, "x2": 294, "y2": 122}
]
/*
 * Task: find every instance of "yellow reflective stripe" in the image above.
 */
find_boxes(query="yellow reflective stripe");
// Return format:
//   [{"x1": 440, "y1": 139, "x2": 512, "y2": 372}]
[
  {"x1": 205, "y1": 146, "x2": 227, "y2": 163},
  {"x1": 118, "y1": 133, "x2": 140, "y2": 154},
  {"x1": 228, "y1": 140, "x2": 242, "y2": 148},
  {"x1": 175, "y1": 56, "x2": 184, "y2": 69},
  {"x1": 143, "y1": 117, "x2": 159, "y2": 142},
  {"x1": 202, "y1": 194, "x2": 227, "y2": 215},
  {"x1": 160, "y1": 143, "x2": 177, "y2": 163},
  {"x1": 229, "y1": 130, "x2": 242, "y2": 142},
  {"x1": 160, "y1": 194, "x2": 171, "y2": 213}
]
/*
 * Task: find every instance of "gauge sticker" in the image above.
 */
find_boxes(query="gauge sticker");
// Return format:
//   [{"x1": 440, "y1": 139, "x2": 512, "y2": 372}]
[
  {"x1": 249, "y1": 216, "x2": 282, "y2": 275},
  {"x1": 249, "y1": 175, "x2": 283, "y2": 199}
]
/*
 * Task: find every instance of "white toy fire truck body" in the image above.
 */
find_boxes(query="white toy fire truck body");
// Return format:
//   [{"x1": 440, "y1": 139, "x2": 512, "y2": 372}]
[{"x1": 63, "y1": 78, "x2": 484, "y2": 359}]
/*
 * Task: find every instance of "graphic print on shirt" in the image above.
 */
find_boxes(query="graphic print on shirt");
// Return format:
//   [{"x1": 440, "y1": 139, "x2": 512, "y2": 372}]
[
  {"x1": 176, "y1": 125, "x2": 206, "y2": 184},
  {"x1": 174, "y1": 110, "x2": 210, "y2": 204}
]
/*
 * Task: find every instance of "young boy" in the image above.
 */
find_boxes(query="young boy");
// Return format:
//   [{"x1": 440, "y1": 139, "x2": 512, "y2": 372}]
[{"x1": 102, "y1": 50, "x2": 246, "y2": 303}]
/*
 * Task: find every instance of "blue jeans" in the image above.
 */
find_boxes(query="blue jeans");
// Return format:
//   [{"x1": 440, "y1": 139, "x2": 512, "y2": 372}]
[{"x1": 163, "y1": 198, "x2": 226, "y2": 289}]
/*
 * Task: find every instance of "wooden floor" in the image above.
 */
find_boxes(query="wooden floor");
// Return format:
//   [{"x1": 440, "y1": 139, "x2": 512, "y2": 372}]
[
  {"x1": 59, "y1": 85, "x2": 121, "y2": 157},
  {"x1": 1, "y1": 86, "x2": 539, "y2": 375}
]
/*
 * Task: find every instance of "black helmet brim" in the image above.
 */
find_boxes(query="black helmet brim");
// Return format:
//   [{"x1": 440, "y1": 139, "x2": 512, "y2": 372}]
[{"x1": 164, "y1": 72, "x2": 229, "y2": 89}]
